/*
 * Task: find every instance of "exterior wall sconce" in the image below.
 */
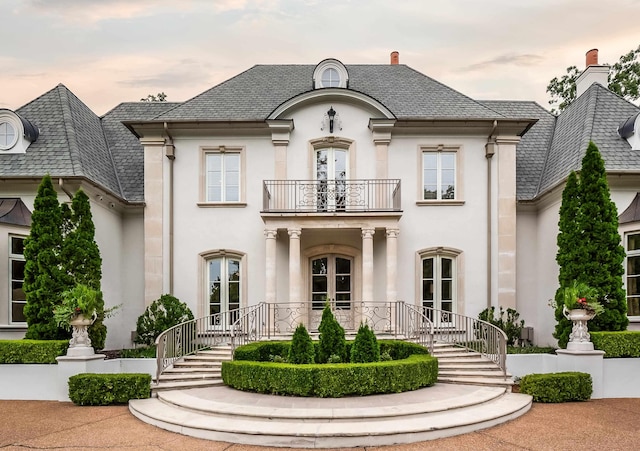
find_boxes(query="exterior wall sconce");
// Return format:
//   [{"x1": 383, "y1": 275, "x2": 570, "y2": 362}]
[{"x1": 321, "y1": 106, "x2": 342, "y2": 133}]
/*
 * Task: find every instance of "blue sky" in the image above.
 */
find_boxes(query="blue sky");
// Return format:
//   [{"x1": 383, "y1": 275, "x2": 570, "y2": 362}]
[{"x1": 2, "y1": 0, "x2": 639, "y2": 115}]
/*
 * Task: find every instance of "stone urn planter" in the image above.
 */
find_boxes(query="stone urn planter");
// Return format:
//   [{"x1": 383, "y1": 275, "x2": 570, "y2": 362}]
[
  {"x1": 563, "y1": 306, "x2": 596, "y2": 351},
  {"x1": 67, "y1": 312, "x2": 97, "y2": 357}
]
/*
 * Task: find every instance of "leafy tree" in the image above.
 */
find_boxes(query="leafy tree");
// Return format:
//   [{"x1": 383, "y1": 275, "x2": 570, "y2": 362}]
[
  {"x1": 350, "y1": 322, "x2": 379, "y2": 363},
  {"x1": 140, "y1": 92, "x2": 167, "y2": 102},
  {"x1": 23, "y1": 175, "x2": 67, "y2": 339},
  {"x1": 135, "y1": 294, "x2": 194, "y2": 346},
  {"x1": 478, "y1": 306, "x2": 524, "y2": 346},
  {"x1": 288, "y1": 323, "x2": 315, "y2": 364},
  {"x1": 317, "y1": 304, "x2": 346, "y2": 363},
  {"x1": 62, "y1": 189, "x2": 106, "y2": 349},
  {"x1": 547, "y1": 45, "x2": 640, "y2": 113},
  {"x1": 553, "y1": 142, "x2": 628, "y2": 347}
]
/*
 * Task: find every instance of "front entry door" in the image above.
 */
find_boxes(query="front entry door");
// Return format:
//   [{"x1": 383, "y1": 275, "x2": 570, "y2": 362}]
[{"x1": 310, "y1": 255, "x2": 353, "y2": 330}]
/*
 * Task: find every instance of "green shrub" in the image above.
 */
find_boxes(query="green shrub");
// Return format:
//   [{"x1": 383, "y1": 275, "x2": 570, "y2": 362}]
[
  {"x1": 134, "y1": 294, "x2": 194, "y2": 346},
  {"x1": 288, "y1": 323, "x2": 315, "y2": 364},
  {"x1": 350, "y1": 322, "x2": 380, "y2": 363},
  {"x1": 222, "y1": 353, "x2": 437, "y2": 398},
  {"x1": 520, "y1": 372, "x2": 592, "y2": 402},
  {"x1": 317, "y1": 304, "x2": 346, "y2": 363},
  {"x1": 591, "y1": 331, "x2": 640, "y2": 357},
  {"x1": 478, "y1": 306, "x2": 524, "y2": 346},
  {"x1": 0, "y1": 340, "x2": 68, "y2": 364},
  {"x1": 234, "y1": 341, "x2": 290, "y2": 361},
  {"x1": 68, "y1": 373, "x2": 151, "y2": 405}
]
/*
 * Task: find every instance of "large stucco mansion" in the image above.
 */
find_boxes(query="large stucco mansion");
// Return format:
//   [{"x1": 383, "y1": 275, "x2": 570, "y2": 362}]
[{"x1": 1, "y1": 50, "x2": 639, "y2": 349}]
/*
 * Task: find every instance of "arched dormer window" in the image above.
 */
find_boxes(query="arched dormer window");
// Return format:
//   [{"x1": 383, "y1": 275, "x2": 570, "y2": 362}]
[
  {"x1": 0, "y1": 109, "x2": 39, "y2": 154},
  {"x1": 313, "y1": 59, "x2": 349, "y2": 89}
]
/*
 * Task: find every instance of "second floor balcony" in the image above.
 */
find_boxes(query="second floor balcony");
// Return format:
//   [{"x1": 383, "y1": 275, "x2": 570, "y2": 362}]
[{"x1": 262, "y1": 179, "x2": 401, "y2": 213}]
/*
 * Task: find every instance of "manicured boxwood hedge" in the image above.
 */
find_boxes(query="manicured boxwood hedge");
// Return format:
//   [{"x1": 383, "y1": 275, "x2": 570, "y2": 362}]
[
  {"x1": 519, "y1": 372, "x2": 592, "y2": 402},
  {"x1": 591, "y1": 331, "x2": 640, "y2": 358},
  {"x1": 68, "y1": 373, "x2": 151, "y2": 405},
  {"x1": 224, "y1": 340, "x2": 436, "y2": 397},
  {"x1": 233, "y1": 339, "x2": 429, "y2": 363},
  {"x1": 0, "y1": 340, "x2": 69, "y2": 364}
]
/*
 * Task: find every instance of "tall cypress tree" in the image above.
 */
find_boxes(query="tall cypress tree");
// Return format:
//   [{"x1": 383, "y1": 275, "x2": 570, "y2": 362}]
[
  {"x1": 62, "y1": 189, "x2": 107, "y2": 349},
  {"x1": 553, "y1": 142, "x2": 628, "y2": 347},
  {"x1": 553, "y1": 171, "x2": 582, "y2": 346},
  {"x1": 23, "y1": 175, "x2": 67, "y2": 339},
  {"x1": 578, "y1": 142, "x2": 627, "y2": 333}
]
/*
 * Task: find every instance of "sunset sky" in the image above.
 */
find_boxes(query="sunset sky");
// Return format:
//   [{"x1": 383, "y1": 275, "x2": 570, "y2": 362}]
[{"x1": 2, "y1": 0, "x2": 639, "y2": 115}]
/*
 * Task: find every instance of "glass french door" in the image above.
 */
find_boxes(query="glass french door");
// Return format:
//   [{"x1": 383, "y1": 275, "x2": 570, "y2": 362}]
[
  {"x1": 310, "y1": 255, "x2": 353, "y2": 330},
  {"x1": 315, "y1": 148, "x2": 348, "y2": 211},
  {"x1": 208, "y1": 257, "x2": 241, "y2": 329},
  {"x1": 422, "y1": 255, "x2": 456, "y2": 325}
]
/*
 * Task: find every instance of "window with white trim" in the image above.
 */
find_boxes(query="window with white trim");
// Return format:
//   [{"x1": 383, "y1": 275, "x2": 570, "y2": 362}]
[
  {"x1": 0, "y1": 121, "x2": 17, "y2": 150},
  {"x1": 420, "y1": 254, "x2": 457, "y2": 322},
  {"x1": 313, "y1": 59, "x2": 349, "y2": 89},
  {"x1": 205, "y1": 151, "x2": 240, "y2": 202},
  {"x1": 626, "y1": 233, "x2": 640, "y2": 316},
  {"x1": 422, "y1": 150, "x2": 456, "y2": 200},
  {"x1": 9, "y1": 235, "x2": 26, "y2": 323}
]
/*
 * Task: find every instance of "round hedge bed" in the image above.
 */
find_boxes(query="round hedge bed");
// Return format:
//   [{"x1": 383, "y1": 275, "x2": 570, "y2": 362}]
[{"x1": 221, "y1": 340, "x2": 438, "y2": 398}]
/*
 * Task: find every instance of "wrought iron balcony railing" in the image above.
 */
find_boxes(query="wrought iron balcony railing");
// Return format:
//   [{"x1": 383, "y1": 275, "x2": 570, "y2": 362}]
[{"x1": 262, "y1": 179, "x2": 401, "y2": 213}]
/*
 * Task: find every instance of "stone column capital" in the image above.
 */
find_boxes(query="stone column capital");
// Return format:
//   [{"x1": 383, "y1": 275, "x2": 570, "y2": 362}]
[
  {"x1": 361, "y1": 228, "x2": 375, "y2": 239},
  {"x1": 288, "y1": 228, "x2": 302, "y2": 239},
  {"x1": 385, "y1": 228, "x2": 400, "y2": 238},
  {"x1": 264, "y1": 229, "x2": 278, "y2": 240}
]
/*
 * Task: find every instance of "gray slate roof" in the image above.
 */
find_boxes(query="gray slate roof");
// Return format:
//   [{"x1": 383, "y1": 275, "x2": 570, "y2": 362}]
[
  {"x1": 5, "y1": 67, "x2": 640, "y2": 205},
  {"x1": 538, "y1": 83, "x2": 640, "y2": 197},
  {"x1": 155, "y1": 65, "x2": 505, "y2": 121},
  {"x1": 10, "y1": 84, "x2": 175, "y2": 202}
]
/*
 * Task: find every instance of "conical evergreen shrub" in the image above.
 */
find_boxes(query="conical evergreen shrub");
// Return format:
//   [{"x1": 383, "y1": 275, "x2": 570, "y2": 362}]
[
  {"x1": 317, "y1": 303, "x2": 346, "y2": 363},
  {"x1": 350, "y1": 322, "x2": 379, "y2": 363},
  {"x1": 288, "y1": 323, "x2": 315, "y2": 364}
]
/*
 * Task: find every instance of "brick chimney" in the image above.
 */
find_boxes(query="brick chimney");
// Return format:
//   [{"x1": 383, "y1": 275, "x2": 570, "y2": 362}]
[
  {"x1": 576, "y1": 48, "x2": 609, "y2": 98},
  {"x1": 390, "y1": 51, "x2": 399, "y2": 65}
]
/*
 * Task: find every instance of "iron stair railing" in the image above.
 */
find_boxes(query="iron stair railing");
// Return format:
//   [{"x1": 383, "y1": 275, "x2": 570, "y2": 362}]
[
  {"x1": 422, "y1": 307, "x2": 508, "y2": 377},
  {"x1": 154, "y1": 302, "x2": 507, "y2": 381}
]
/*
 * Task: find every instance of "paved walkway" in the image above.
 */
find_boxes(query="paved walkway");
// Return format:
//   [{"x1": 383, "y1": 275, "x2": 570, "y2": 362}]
[{"x1": 1, "y1": 398, "x2": 639, "y2": 450}]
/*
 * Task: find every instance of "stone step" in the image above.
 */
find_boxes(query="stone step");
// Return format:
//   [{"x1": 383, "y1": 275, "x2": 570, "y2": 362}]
[
  {"x1": 162, "y1": 367, "x2": 221, "y2": 374},
  {"x1": 438, "y1": 370, "x2": 509, "y2": 379},
  {"x1": 158, "y1": 373, "x2": 221, "y2": 382},
  {"x1": 130, "y1": 384, "x2": 531, "y2": 448},
  {"x1": 151, "y1": 379, "x2": 225, "y2": 392},
  {"x1": 437, "y1": 376, "x2": 515, "y2": 387}
]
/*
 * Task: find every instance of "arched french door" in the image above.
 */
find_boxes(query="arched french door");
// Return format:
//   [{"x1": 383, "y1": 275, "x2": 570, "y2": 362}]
[
  {"x1": 310, "y1": 254, "x2": 353, "y2": 330},
  {"x1": 207, "y1": 255, "x2": 241, "y2": 329},
  {"x1": 314, "y1": 147, "x2": 348, "y2": 211}
]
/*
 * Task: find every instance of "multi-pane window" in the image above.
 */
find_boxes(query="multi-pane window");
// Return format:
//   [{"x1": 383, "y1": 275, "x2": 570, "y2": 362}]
[
  {"x1": 9, "y1": 236, "x2": 26, "y2": 323},
  {"x1": 421, "y1": 254, "x2": 456, "y2": 321},
  {"x1": 0, "y1": 121, "x2": 17, "y2": 150},
  {"x1": 422, "y1": 151, "x2": 456, "y2": 200},
  {"x1": 321, "y1": 68, "x2": 340, "y2": 87},
  {"x1": 626, "y1": 233, "x2": 640, "y2": 316},
  {"x1": 207, "y1": 256, "x2": 241, "y2": 326},
  {"x1": 206, "y1": 152, "x2": 240, "y2": 202}
]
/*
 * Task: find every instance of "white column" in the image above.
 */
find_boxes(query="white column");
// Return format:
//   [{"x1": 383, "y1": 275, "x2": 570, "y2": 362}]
[
  {"x1": 362, "y1": 228, "x2": 375, "y2": 303},
  {"x1": 386, "y1": 228, "x2": 399, "y2": 302},
  {"x1": 288, "y1": 228, "x2": 302, "y2": 303},
  {"x1": 264, "y1": 229, "x2": 277, "y2": 303}
]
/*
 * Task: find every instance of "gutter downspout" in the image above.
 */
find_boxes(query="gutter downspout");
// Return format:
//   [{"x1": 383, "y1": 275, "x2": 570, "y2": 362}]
[
  {"x1": 58, "y1": 178, "x2": 74, "y2": 201},
  {"x1": 485, "y1": 121, "x2": 497, "y2": 309},
  {"x1": 164, "y1": 122, "x2": 175, "y2": 294}
]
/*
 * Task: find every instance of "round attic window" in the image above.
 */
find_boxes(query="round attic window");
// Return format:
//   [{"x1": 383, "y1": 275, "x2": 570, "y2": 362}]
[
  {"x1": 313, "y1": 59, "x2": 349, "y2": 89},
  {"x1": 321, "y1": 68, "x2": 340, "y2": 88},
  {"x1": 0, "y1": 121, "x2": 18, "y2": 150}
]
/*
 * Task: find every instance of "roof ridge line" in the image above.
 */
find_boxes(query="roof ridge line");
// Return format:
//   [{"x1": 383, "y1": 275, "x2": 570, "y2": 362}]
[
  {"x1": 56, "y1": 85, "x2": 84, "y2": 177},
  {"x1": 533, "y1": 114, "x2": 559, "y2": 199},
  {"x1": 99, "y1": 116, "x2": 125, "y2": 199}
]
